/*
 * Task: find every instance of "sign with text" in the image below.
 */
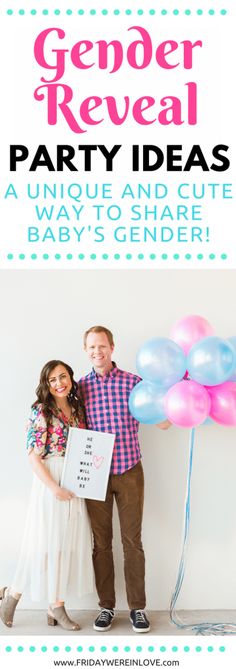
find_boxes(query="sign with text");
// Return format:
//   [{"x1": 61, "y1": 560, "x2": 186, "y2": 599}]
[{"x1": 61, "y1": 427, "x2": 115, "y2": 500}]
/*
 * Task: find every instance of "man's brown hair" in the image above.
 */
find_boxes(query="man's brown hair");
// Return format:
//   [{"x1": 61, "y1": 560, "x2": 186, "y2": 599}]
[{"x1": 83, "y1": 325, "x2": 114, "y2": 348}]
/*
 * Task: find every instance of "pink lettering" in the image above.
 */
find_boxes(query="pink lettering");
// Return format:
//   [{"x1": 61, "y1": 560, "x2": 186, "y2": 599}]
[
  {"x1": 104, "y1": 96, "x2": 130, "y2": 124},
  {"x1": 96, "y1": 40, "x2": 123, "y2": 73},
  {"x1": 34, "y1": 84, "x2": 85, "y2": 133},
  {"x1": 159, "y1": 96, "x2": 184, "y2": 125},
  {"x1": 34, "y1": 28, "x2": 68, "y2": 83},
  {"x1": 132, "y1": 97, "x2": 156, "y2": 124},
  {"x1": 186, "y1": 82, "x2": 197, "y2": 124},
  {"x1": 33, "y1": 28, "x2": 202, "y2": 82},
  {"x1": 71, "y1": 41, "x2": 94, "y2": 69},
  {"x1": 127, "y1": 26, "x2": 152, "y2": 69},
  {"x1": 80, "y1": 97, "x2": 103, "y2": 125},
  {"x1": 181, "y1": 40, "x2": 202, "y2": 69},
  {"x1": 34, "y1": 84, "x2": 197, "y2": 132},
  {"x1": 156, "y1": 41, "x2": 179, "y2": 69}
]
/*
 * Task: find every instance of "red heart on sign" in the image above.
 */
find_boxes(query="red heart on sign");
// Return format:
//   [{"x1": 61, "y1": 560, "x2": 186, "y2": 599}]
[{"x1": 93, "y1": 455, "x2": 104, "y2": 469}]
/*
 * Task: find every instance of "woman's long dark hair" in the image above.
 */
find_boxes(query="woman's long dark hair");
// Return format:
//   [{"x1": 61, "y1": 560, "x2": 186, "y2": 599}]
[{"x1": 32, "y1": 360, "x2": 84, "y2": 423}]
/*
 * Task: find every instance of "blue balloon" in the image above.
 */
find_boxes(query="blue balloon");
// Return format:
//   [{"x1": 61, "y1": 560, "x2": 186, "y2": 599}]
[
  {"x1": 202, "y1": 416, "x2": 214, "y2": 426},
  {"x1": 228, "y1": 337, "x2": 236, "y2": 381},
  {"x1": 187, "y1": 336, "x2": 235, "y2": 386},
  {"x1": 129, "y1": 380, "x2": 167, "y2": 424},
  {"x1": 136, "y1": 337, "x2": 186, "y2": 388}
]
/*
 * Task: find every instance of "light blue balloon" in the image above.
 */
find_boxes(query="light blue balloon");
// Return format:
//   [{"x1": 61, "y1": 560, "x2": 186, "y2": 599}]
[
  {"x1": 228, "y1": 336, "x2": 236, "y2": 381},
  {"x1": 136, "y1": 337, "x2": 186, "y2": 388},
  {"x1": 129, "y1": 380, "x2": 167, "y2": 424},
  {"x1": 187, "y1": 336, "x2": 235, "y2": 386},
  {"x1": 202, "y1": 416, "x2": 214, "y2": 426}
]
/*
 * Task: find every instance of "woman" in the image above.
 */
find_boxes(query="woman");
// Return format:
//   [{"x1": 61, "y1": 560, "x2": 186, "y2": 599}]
[{"x1": 0, "y1": 360, "x2": 93, "y2": 631}]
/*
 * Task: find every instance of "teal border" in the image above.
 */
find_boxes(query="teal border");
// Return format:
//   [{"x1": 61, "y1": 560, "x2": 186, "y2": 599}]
[
  {"x1": 2, "y1": 643, "x2": 227, "y2": 653},
  {"x1": 3, "y1": 9, "x2": 229, "y2": 15},
  {"x1": 4, "y1": 253, "x2": 229, "y2": 262}
]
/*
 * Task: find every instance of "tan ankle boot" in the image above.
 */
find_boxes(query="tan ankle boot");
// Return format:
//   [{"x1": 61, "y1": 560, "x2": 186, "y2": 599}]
[
  {"x1": 47, "y1": 605, "x2": 81, "y2": 631},
  {"x1": 0, "y1": 587, "x2": 20, "y2": 627}
]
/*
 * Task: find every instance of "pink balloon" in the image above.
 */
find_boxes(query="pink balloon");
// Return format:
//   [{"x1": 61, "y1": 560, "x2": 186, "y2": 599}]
[
  {"x1": 165, "y1": 380, "x2": 211, "y2": 427},
  {"x1": 206, "y1": 381, "x2": 236, "y2": 425},
  {"x1": 170, "y1": 315, "x2": 214, "y2": 355}
]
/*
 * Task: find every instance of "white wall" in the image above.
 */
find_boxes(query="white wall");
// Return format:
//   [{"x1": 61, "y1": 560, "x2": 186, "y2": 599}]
[{"x1": 1, "y1": 269, "x2": 236, "y2": 611}]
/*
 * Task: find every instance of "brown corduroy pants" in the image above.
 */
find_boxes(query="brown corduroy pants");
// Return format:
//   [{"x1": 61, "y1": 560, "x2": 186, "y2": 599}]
[{"x1": 86, "y1": 461, "x2": 146, "y2": 610}]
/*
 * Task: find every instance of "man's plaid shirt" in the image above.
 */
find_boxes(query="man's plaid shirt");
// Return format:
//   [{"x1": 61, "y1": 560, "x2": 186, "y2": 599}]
[{"x1": 78, "y1": 364, "x2": 141, "y2": 475}]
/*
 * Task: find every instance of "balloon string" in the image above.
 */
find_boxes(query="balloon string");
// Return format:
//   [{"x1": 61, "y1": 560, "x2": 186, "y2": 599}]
[{"x1": 170, "y1": 427, "x2": 236, "y2": 635}]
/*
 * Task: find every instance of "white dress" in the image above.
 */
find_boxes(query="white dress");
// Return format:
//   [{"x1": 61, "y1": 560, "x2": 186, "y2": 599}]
[{"x1": 11, "y1": 404, "x2": 94, "y2": 603}]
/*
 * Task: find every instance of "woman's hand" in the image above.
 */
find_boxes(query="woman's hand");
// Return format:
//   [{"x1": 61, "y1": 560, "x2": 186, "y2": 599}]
[
  {"x1": 53, "y1": 485, "x2": 76, "y2": 502},
  {"x1": 155, "y1": 419, "x2": 172, "y2": 430},
  {"x1": 28, "y1": 452, "x2": 75, "y2": 499}
]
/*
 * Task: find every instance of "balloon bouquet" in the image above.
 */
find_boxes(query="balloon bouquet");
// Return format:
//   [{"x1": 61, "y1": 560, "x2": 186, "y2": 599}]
[
  {"x1": 129, "y1": 315, "x2": 236, "y2": 635},
  {"x1": 129, "y1": 315, "x2": 236, "y2": 427}
]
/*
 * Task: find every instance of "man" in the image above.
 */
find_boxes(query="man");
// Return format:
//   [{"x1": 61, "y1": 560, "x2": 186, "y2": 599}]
[{"x1": 78, "y1": 325, "x2": 169, "y2": 633}]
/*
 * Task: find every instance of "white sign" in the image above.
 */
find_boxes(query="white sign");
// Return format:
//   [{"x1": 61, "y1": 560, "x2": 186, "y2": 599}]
[{"x1": 61, "y1": 428, "x2": 115, "y2": 501}]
